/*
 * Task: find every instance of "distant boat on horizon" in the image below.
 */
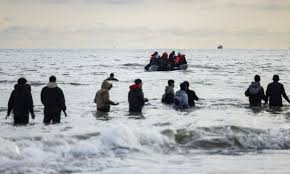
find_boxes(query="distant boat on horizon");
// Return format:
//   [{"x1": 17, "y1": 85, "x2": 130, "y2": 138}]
[{"x1": 217, "y1": 45, "x2": 223, "y2": 49}]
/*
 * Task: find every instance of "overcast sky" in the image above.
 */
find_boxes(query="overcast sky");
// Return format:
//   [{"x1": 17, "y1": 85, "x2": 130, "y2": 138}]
[{"x1": 0, "y1": 0, "x2": 289, "y2": 49}]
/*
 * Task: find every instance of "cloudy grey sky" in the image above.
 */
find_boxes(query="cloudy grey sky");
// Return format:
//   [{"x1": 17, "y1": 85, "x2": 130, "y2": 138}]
[{"x1": 0, "y1": 0, "x2": 289, "y2": 49}]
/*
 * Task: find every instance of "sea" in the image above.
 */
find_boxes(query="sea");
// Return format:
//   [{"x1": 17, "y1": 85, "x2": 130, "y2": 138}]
[{"x1": 0, "y1": 49, "x2": 290, "y2": 174}]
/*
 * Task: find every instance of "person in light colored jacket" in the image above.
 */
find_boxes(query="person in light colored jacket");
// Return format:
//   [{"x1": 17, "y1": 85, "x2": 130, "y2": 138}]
[
  {"x1": 174, "y1": 82, "x2": 189, "y2": 109},
  {"x1": 94, "y1": 80, "x2": 118, "y2": 112}
]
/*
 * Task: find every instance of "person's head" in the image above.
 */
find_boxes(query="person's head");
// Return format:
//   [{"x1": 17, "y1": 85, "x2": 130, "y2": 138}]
[
  {"x1": 102, "y1": 80, "x2": 112, "y2": 90},
  {"x1": 171, "y1": 51, "x2": 175, "y2": 54},
  {"x1": 273, "y1": 74, "x2": 279, "y2": 82},
  {"x1": 152, "y1": 52, "x2": 158, "y2": 56},
  {"x1": 17, "y1": 78, "x2": 27, "y2": 85},
  {"x1": 135, "y1": 79, "x2": 142, "y2": 87},
  {"x1": 49, "y1": 76, "x2": 56, "y2": 82},
  {"x1": 110, "y1": 73, "x2": 114, "y2": 77},
  {"x1": 180, "y1": 82, "x2": 187, "y2": 91},
  {"x1": 178, "y1": 52, "x2": 181, "y2": 56},
  {"x1": 254, "y1": 75, "x2": 260, "y2": 82},
  {"x1": 168, "y1": 79, "x2": 174, "y2": 87},
  {"x1": 183, "y1": 81, "x2": 189, "y2": 89}
]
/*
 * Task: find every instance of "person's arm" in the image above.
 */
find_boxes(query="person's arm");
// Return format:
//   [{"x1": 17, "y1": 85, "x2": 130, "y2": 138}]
[
  {"x1": 265, "y1": 85, "x2": 271, "y2": 104},
  {"x1": 245, "y1": 88, "x2": 250, "y2": 97},
  {"x1": 260, "y1": 88, "x2": 267, "y2": 102},
  {"x1": 193, "y1": 91, "x2": 199, "y2": 101},
  {"x1": 7, "y1": 91, "x2": 15, "y2": 118},
  {"x1": 281, "y1": 85, "x2": 290, "y2": 103},
  {"x1": 104, "y1": 91, "x2": 118, "y2": 105},
  {"x1": 27, "y1": 92, "x2": 35, "y2": 119},
  {"x1": 94, "y1": 92, "x2": 97, "y2": 103},
  {"x1": 40, "y1": 88, "x2": 45, "y2": 105},
  {"x1": 139, "y1": 91, "x2": 146, "y2": 105},
  {"x1": 59, "y1": 88, "x2": 66, "y2": 112}
]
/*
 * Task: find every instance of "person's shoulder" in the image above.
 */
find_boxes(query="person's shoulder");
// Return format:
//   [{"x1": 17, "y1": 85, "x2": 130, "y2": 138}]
[
  {"x1": 267, "y1": 82, "x2": 274, "y2": 87},
  {"x1": 41, "y1": 86, "x2": 48, "y2": 91},
  {"x1": 278, "y1": 83, "x2": 284, "y2": 87},
  {"x1": 188, "y1": 89, "x2": 195, "y2": 94}
]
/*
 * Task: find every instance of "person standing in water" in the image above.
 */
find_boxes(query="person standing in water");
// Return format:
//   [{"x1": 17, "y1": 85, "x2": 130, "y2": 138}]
[
  {"x1": 7, "y1": 78, "x2": 35, "y2": 125},
  {"x1": 41, "y1": 76, "x2": 66, "y2": 124},
  {"x1": 266, "y1": 75, "x2": 290, "y2": 107},
  {"x1": 95, "y1": 80, "x2": 119, "y2": 112},
  {"x1": 128, "y1": 79, "x2": 148, "y2": 113},
  {"x1": 174, "y1": 82, "x2": 189, "y2": 109},
  {"x1": 162, "y1": 79, "x2": 175, "y2": 104},
  {"x1": 106, "y1": 73, "x2": 118, "y2": 81},
  {"x1": 245, "y1": 75, "x2": 267, "y2": 107},
  {"x1": 183, "y1": 81, "x2": 199, "y2": 107}
]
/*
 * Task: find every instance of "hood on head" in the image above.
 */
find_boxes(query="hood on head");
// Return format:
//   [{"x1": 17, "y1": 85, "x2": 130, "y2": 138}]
[
  {"x1": 130, "y1": 83, "x2": 141, "y2": 90},
  {"x1": 101, "y1": 80, "x2": 112, "y2": 90}
]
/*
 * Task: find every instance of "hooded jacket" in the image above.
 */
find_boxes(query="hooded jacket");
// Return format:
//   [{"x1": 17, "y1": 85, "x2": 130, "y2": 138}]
[
  {"x1": 95, "y1": 80, "x2": 114, "y2": 112},
  {"x1": 41, "y1": 82, "x2": 66, "y2": 115},
  {"x1": 266, "y1": 82, "x2": 290, "y2": 107},
  {"x1": 162, "y1": 86, "x2": 174, "y2": 104},
  {"x1": 245, "y1": 82, "x2": 266, "y2": 106},
  {"x1": 8, "y1": 84, "x2": 34, "y2": 123},
  {"x1": 128, "y1": 83, "x2": 145, "y2": 112}
]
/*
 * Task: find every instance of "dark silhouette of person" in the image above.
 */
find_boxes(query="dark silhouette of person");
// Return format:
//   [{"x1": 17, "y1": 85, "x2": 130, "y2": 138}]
[
  {"x1": 168, "y1": 51, "x2": 175, "y2": 70},
  {"x1": 266, "y1": 75, "x2": 290, "y2": 107},
  {"x1": 245, "y1": 75, "x2": 267, "y2": 106},
  {"x1": 145, "y1": 52, "x2": 160, "y2": 71},
  {"x1": 106, "y1": 73, "x2": 118, "y2": 81},
  {"x1": 183, "y1": 81, "x2": 199, "y2": 107},
  {"x1": 128, "y1": 79, "x2": 148, "y2": 113},
  {"x1": 41, "y1": 76, "x2": 66, "y2": 124},
  {"x1": 162, "y1": 79, "x2": 175, "y2": 104},
  {"x1": 160, "y1": 52, "x2": 169, "y2": 71},
  {"x1": 7, "y1": 78, "x2": 35, "y2": 125}
]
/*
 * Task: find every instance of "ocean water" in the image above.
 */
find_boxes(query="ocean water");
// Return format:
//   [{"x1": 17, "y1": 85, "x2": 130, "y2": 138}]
[{"x1": 0, "y1": 49, "x2": 290, "y2": 174}]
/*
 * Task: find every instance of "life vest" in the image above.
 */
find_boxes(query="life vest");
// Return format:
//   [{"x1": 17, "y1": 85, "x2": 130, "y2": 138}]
[{"x1": 174, "y1": 56, "x2": 181, "y2": 65}]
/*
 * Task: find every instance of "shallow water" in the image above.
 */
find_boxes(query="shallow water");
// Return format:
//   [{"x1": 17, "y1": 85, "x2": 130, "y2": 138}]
[{"x1": 1, "y1": 49, "x2": 290, "y2": 173}]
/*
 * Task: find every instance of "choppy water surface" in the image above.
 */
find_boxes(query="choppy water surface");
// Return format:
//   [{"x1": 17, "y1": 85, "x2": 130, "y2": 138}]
[{"x1": 1, "y1": 49, "x2": 290, "y2": 174}]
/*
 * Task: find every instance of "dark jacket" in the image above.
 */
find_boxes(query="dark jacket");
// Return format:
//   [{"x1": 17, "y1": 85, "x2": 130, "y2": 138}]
[
  {"x1": 245, "y1": 82, "x2": 266, "y2": 106},
  {"x1": 186, "y1": 89, "x2": 199, "y2": 107},
  {"x1": 128, "y1": 84, "x2": 145, "y2": 112},
  {"x1": 41, "y1": 82, "x2": 66, "y2": 115},
  {"x1": 8, "y1": 84, "x2": 34, "y2": 124},
  {"x1": 266, "y1": 82, "x2": 290, "y2": 107},
  {"x1": 168, "y1": 52, "x2": 175, "y2": 65},
  {"x1": 162, "y1": 86, "x2": 174, "y2": 104}
]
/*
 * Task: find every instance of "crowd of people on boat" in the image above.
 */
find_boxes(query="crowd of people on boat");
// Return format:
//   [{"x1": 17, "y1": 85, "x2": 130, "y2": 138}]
[
  {"x1": 5, "y1": 73, "x2": 290, "y2": 125},
  {"x1": 144, "y1": 51, "x2": 188, "y2": 71}
]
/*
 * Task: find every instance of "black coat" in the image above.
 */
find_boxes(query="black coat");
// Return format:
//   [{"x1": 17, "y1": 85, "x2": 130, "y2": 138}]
[
  {"x1": 266, "y1": 82, "x2": 290, "y2": 107},
  {"x1": 41, "y1": 85, "x2": 66, "y2": 115},
  {"x1": 8, "y1": 84, "x2": 34, "y2": 124},
  {"x1": 128, "y1": 85, "x2": 145, "y2": 112},
  {"x1": 245, "y1": 82, "x2": 266, "y2": 106},
  {"x1": 186, "y1": 89, "x2": 199, "y2": 107}
]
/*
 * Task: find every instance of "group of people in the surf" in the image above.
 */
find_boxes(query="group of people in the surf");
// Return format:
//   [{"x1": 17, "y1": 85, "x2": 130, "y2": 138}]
[
  {"x1": 245, "y1": 74, "x2": 290, "y2": 107},
  {"x1": 5, "y1": 73, "x2": 290, "y2": 126},
  {"x1": 6, "y1": 76, "x2": 66, "y2": 125},
  {"x1": 144, "y1": 51, "x2": 188, "y2": 71}
]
